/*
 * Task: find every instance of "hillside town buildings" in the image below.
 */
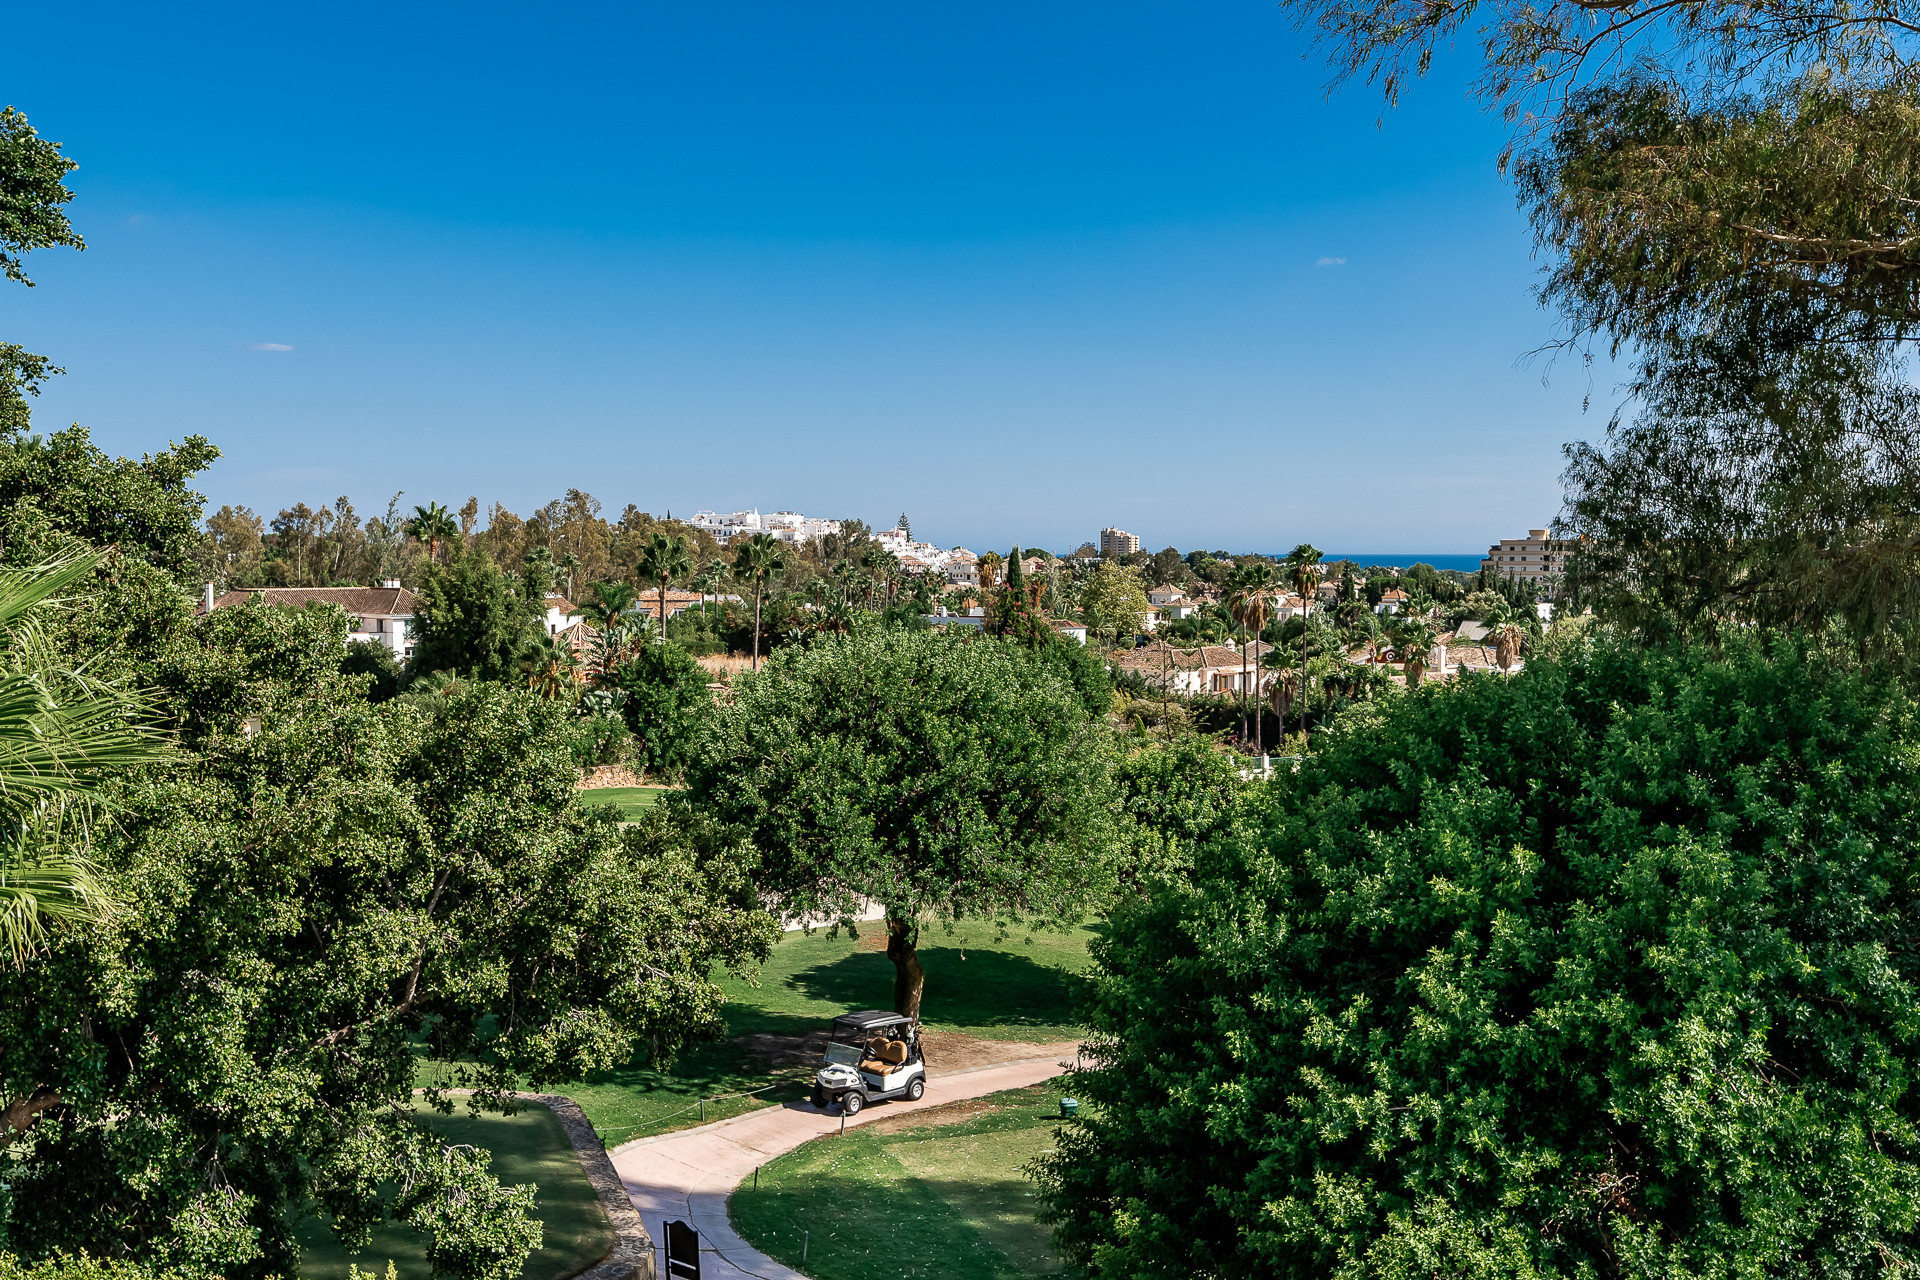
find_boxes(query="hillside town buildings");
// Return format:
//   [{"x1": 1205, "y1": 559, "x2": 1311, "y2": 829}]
[{"x1": 688, "y1": 508, "x2": 843, "y2": 544}]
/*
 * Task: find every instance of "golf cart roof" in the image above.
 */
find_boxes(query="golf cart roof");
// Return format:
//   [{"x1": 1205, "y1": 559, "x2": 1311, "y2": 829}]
[{"x1": 832, "y1": 1010, "x2": 914, "y2": 1031}]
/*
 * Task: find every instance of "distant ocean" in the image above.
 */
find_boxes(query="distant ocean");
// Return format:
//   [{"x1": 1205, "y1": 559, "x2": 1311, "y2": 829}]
[{"x1": 1317, "y1": 554, "x2": 1486, "y2": 573}]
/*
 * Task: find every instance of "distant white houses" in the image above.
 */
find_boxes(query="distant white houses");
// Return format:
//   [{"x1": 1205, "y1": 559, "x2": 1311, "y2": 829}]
[
  {"x1": 873, "y1": 525, "x2": 983, "y2": 584},
  {"x1": 1147, "y1": 585, "x2": 1202, "y2": 620},
  {"x1": 689, "y1": 508, "x2": 843, "y2": 545},
  {"x1": 1375, "y1": 588, "x2": 1410, "y2": 616},
  {"x1": 202, "y1": 581, "x2": 418, "y2": 661}
]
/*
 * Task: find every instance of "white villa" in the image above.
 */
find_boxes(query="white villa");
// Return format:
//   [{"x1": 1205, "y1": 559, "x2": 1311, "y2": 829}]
[{"x1": 203, "y1": 582, "x2": 419, "y2": 661}]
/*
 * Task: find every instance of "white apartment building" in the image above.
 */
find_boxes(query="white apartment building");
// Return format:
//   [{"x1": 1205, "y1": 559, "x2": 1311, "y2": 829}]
[
  {"x1": 689, "y1": 508, "x2": 843, "y2": 545},
  {"x1": 1101, "y1": 526, "x2": 1140, "y2": 556}
]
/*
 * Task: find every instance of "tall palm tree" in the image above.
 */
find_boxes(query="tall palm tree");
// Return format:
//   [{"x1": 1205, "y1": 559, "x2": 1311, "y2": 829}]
[
  {"x1": 404, "y1": 501, "x2": 458, "y2": 564},
  {"x1": 1394, "y1": 618, "x2": 1439, "y2": 688},
  {"x1": 572, "y1": 580, "x2": 637, "y2": 680},
  {"x1": 733, "y1": 532, "x2": 788, "y2": 671},
  {"x1": 635, "y1": 532, "x2": 692, "y2": 643},
  {"x1": 978, "y1": 550, "x2": 1004, "y2": 593},
  {"x1": 1285, "y1": 544, "x2": 1325, "y2": 747},
  {"x1": 559, "y1": 551, "x2": 581, "y2": 601},
  {"x1": 1227, "y1": 563, "x2": 1280, "y2": 750},
  {"x1": 694, "y1": 558, "x2": 726, "y2": 616},
  {"x1": 519, "y1": 633, "x2": 581, "y2": 700},
  {"x1": 0, "y1": 554, "x2": 165, "y2": 964},
  {"x1": 1489, "y1": 619, "x2": 1528, "y2": 675}
]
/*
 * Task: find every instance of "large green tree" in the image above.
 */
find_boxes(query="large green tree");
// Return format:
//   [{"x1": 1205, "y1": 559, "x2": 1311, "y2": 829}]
[
  {"x1": 1284, "y1": 0, "x2": 1920, "y2": 643},
  {"x1": 406, "y1": 551, "x2": 543, "y2": 683},
  {"x1": 1, "y1": 603, "x2": 774, "y2": 1279},
  {"x1": 0, "y1": 107, "x2": 84, "y2": 448},
  {"x1": 1040, "y1": 634, "x2": 1920, "y2": 1278},
  {"x1": 686, "y1": 628, "x2": 1118, "y2": 1017}
]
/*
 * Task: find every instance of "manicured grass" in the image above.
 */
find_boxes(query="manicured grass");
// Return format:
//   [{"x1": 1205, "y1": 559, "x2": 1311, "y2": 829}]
[
  {"x1": 297, "y1": 1104, "x2": 612, "y2": 1280},
  {"x1": 575, "y1": 786, "x2": 664, "y2": 820},
  {"x1": 718, "y1": 921, "x2": 1097, "y2": 1042},
  {"x1": 729, "y1": 1082, "x2": 1069, "y2": 1280},
  {"x1": 572, "y1": 924, "x2": 1097, "y2": 1147}
]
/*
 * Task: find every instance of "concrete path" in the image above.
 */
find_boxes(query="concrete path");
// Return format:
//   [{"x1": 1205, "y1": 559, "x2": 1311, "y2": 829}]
[{"x1": 609, "y1": 1050, "x2": 1078, "y2": 1280}]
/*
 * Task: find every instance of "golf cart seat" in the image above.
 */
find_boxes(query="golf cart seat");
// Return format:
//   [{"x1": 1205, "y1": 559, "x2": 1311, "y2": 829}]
[{"x1": 859, "y1": 1040, "x2": 910, "y2": 1073}]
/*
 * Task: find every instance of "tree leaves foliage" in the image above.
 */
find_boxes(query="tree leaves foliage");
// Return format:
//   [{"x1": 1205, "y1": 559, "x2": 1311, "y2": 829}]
[
  {"x1": 1, "y1": 603, "x2": 774, "y2": 1278},
  {"x1": 1039, "y1": 636, "x2": 1920, "y2": 1278},
  {"x1": 686, "y1": 628, "x2": 1118, "y2": 927}
]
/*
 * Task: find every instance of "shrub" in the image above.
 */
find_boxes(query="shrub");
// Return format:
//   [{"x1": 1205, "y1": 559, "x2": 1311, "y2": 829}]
[
  {"x1": 603, "y1": 642, "x2": 714, "y2": 774},
  {"x1": 1039, "y1": 634, "x2": 1920, "y2": 1279}
]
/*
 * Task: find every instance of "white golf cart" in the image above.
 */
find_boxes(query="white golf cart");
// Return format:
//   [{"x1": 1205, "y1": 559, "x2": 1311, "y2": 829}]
[{"x1": 810, "y1": 1009, "x2": 927, "y2": 1116}]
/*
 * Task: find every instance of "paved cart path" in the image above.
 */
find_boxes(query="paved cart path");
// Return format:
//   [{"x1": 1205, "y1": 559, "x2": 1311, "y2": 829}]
[{"x1": 609, "y1": 1048, "x2": 1080, "y2": 1280}]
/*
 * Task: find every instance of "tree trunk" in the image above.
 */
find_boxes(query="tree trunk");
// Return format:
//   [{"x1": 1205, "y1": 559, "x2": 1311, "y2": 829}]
[
  {"x1": 1299, "y1": 617, "x2": 1310, "y2": 748},
  {"x1": 886, "y1": 912, "x2": 925, "y2": 1019},
  {"x1": 752, "y1": 582, "x2": 763, "y2": 671}
]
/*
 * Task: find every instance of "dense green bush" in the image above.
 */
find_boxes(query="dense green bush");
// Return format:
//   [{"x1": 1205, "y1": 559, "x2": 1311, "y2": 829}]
[
  {"x1": 1039, "y1": 635, "x2": 1920, "y2": 1279},
  {"x1": 603, "y1": 642, "x2": 714, "y2": 774}
]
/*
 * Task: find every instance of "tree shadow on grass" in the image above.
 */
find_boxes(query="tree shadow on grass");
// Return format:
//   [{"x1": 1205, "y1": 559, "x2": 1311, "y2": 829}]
[{"x1": 786, "y1": 946, "x2": 1077, "y2": 1032}]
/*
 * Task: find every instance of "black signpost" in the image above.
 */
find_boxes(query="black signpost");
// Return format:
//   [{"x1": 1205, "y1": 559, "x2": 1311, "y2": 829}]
[{"x1": 664, "y1": 1219, "x2": 700, "y2": 1280}]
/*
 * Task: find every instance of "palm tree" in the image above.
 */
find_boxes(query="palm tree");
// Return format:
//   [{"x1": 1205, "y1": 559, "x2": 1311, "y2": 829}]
[
  {"x1": 635, "y1": 532, "x2": 692, "y2": 643},
  {"x1": 691, "y1": 558, "x2": 724, "y2": 617},
  {"x1": 1489, "y1": 619, "x2": 1528, "y2": 675},
  {"x1": 572, "y1": 580, "x2": 637, "y2": 680},
  {"x1": 559, "y1": 551, "x2": 581, "y2": 601},
  {"x1": 1285, "y1": 544, "x2": 1325, "y2": 746},
  {"x1": 733, "y1": 532, "x2": 788, "y2": 671},
  {"x1": 519, "y1": 633, "x2": 581, "y2": 699},
  {"x1": 978, "y1": 550, "x2": 1004, "y2": 593},
  {"x1": 1394, "y1": 618, "x2": 1439, "y2": 688},
  {"x1": 0, "y1": 554, "x2": 164, "y2": 964},
  {"x1": 404, "y1": 501, "x2": 458, "y2": 564},
  {"x1": 1227, "y1": 563, "x2": 1280, "y2": 750}
]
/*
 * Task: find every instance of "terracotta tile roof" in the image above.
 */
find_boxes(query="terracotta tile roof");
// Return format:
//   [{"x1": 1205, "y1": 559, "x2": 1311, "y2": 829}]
[
  {"x1": 206, "y1": 586, "x2": 417, "y2": 616},
  {"x1": 1111, "y1": 640, "x2": 1272, "y2": 672},
  {"x1": 635, "y1": 588, "x2": 705, "y2": 605},
  {"x1": 545, "y1": 593, "x2": 577, "y2": 613}
]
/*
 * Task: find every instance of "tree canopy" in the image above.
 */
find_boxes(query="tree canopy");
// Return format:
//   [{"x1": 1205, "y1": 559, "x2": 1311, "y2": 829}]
[
  {"x1": 2, "y1": 603, "x2": 773, "y2": 1279},
  {"x1": 686, "y1": 628, "x2": 1118, "y2": 1015},
  {"x1": 1039, "y1": 634, "x2": 1920, "y2": 1278}
]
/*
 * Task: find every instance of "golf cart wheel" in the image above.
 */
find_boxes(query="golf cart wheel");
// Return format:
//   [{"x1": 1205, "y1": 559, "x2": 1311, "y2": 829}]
[
  {"x1": 811, "y1": 1086, "x2": 828, "y2": 1109},
  {"x1": 842, "y1": 1092, "x2": 864, "y2": 1117},
  {"x1": 906, "y1": 1077, "x2": 925, "y2": 1101}
]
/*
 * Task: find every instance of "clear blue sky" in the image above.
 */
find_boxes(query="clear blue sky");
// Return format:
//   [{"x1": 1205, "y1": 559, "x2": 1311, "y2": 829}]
[{"x1": 3, "y1": 0, "x2": 1614, "y2": 556}]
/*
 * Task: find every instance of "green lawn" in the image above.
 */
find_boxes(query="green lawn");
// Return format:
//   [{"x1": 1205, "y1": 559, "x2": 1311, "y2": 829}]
[
  {"x1": 575, "y1": 786, "x2": 665, "y2": 819},
  {"x1": 297, "y1": 1103, "x2": 612, "y2": 1280},
  {"x1": 729, "y1": 1082, "x2": 1070, "y2": 1280},
  {"x1": 568, "y1": 923, "x2": 1098, "y2": 1147}
]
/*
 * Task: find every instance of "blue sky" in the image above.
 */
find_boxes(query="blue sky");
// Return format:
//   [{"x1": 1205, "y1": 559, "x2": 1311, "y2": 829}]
[{"x1": 3, "y1": 1, "x2": 1614, "y2": 556}]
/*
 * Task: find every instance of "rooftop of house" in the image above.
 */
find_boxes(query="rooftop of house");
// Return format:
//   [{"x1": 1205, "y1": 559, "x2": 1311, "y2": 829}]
[
  {"x1": 205, "y1": 585, "x2": 417, "y2": 616},
  {"x1": 1112, "y1": 640, "x2": 1273, "y2": 672}
]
